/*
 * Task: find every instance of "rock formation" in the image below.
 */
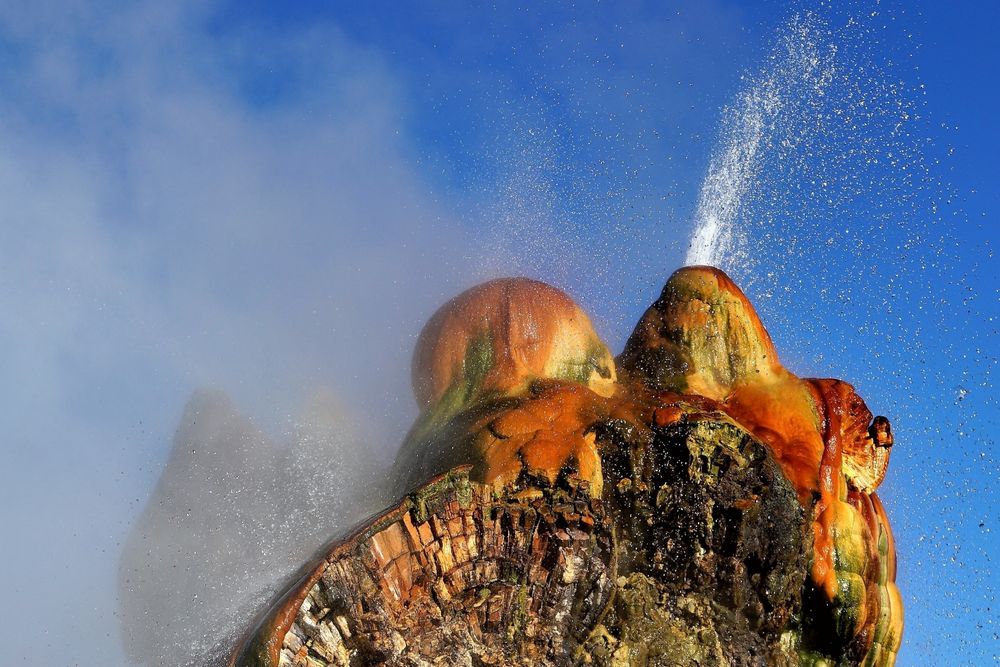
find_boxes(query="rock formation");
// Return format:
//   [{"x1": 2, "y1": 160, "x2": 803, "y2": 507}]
[{"x1": 230, "y1": 267, "x2": 903, "y2": 666}]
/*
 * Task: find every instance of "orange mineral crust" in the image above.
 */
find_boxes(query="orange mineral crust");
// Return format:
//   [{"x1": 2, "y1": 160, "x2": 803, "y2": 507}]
[
  {"x1": 617, "y1": 266, "x2": 901, "y2": 661},
  {"x1": 243, "y1": 268, "x2": 902, "y2": 667},
  {"x1": 411, "y1": 278, "x2": 616, "y2": 411},
  {"x1": 475, "y1": 380, "x2": 609, "y2": 495}
]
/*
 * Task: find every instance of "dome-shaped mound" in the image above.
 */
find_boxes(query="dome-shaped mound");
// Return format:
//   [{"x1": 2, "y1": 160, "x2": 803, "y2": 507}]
[{"x1": 412, "y1": 278, "x2": 617, "y2": 411}]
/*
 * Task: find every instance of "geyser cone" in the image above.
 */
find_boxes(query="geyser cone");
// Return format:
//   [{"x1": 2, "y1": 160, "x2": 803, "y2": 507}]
[
  {"x1": 617, "y1": 265, "x2": 894, "y2": 502},
  {"x1": 619, "y1": 265, "x2": 782, "y2": 399},
  {"x1": 619, "y1": 266, "x2": 826, "y2": 498},
  {"x1": 396, "y1": 277, "x2": 618, "y2": 494},
  {"x1": 232, "y1": 268, "x2": 902, "y2": 667},
  {"x1": 412, "y1": 277, "x2": 617, "y2": 412}
]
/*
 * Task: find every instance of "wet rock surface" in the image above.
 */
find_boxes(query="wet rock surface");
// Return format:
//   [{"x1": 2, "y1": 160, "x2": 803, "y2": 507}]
[
  {"x1": 598, "y1": 418, "x2": 808, "y2": 666},
  {"x1": 233, "y1": 415, "x2": 807, "y2": 667},
  {"x1": 230, "y1": 268, "x2": 902, "y2": 666}
]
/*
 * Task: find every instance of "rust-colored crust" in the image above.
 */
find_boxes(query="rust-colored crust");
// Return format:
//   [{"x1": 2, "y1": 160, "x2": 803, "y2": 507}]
[
  {"x1": 228, "y1": 559, "x2": 328, "y2": 667},
  {"x1": 234, "y1": 267, "x2": 902, "y2": 666},
  {"x1": 412, "y1": 278, "x2": 615, "y2": 410}
]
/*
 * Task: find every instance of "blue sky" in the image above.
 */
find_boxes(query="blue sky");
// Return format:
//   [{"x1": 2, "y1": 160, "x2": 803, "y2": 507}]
[{"x1": 0, "y1": 1, "x2": 996, "y2": 665}]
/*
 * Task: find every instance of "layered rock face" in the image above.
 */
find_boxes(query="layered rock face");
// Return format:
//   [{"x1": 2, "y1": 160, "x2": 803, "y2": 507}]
[{"x1": 231, "y1": 267, "x2": 902, "y2": 667}]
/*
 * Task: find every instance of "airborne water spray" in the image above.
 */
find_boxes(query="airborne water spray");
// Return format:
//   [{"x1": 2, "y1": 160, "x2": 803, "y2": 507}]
[
  {"x1": 686, "y1": 13, "x2": 836, "y2": 270},
  {"x1": 683, "y1": 7, "x2": 992, "y2": 661}
]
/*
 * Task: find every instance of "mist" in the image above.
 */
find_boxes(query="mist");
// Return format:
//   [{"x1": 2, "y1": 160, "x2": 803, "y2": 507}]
[
  {"x1": 120, "y1": 390, "x2": 390, "y2": 666},
  {"x1": 0, "y1": 3, "x2": 695, "y2": 663},
  {"x1": 0, "y1": 3, "x2": 490, "y2": 664}
]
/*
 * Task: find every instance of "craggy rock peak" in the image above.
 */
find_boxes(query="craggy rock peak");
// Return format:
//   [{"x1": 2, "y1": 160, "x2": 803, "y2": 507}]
[{"x1": 231, "y1": 267, "x2": 902, "y2": 667}]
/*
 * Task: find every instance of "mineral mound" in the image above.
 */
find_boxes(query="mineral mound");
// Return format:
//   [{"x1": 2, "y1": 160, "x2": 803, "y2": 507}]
[{"x1": 230, "y1": 267, "x2": 902, "y2": 667}]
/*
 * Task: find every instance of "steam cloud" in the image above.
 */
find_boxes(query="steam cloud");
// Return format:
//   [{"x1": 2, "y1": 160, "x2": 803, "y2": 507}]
[
  {"x1": 119, "y1": 391, "x2": 387, "y2": 666},
  {"x1": 0, "y1": 2, "x2": 485, "y2": 665}
]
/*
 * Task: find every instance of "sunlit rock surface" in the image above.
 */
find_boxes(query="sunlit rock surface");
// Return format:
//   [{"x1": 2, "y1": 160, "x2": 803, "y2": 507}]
[{"x1": 231, "y1": 268, "x2": 902, "y2": 666}]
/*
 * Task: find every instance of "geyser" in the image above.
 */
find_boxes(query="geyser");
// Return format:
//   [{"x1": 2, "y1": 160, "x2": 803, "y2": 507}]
[
  {"x1": 685, "y1": 12, "x2": 837, "y2": 271},
  {"x1": 230, "y1": 267, "x2": 902, "y2": 666}
]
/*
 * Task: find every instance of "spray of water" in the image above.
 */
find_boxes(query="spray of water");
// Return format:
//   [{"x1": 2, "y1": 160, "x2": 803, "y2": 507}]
[
  {"x1": 119, "y1": 391, "x2": 390, "y2": 666},
  {"x1": 682, "y1": 7, "x2": 999, "y2": 660},
  {"x1": 686, "y1": 13, "x2": 835, "y2": 269},
  {"x1": 685, "y1": 79, "x2": 771, "y2": 267}
]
